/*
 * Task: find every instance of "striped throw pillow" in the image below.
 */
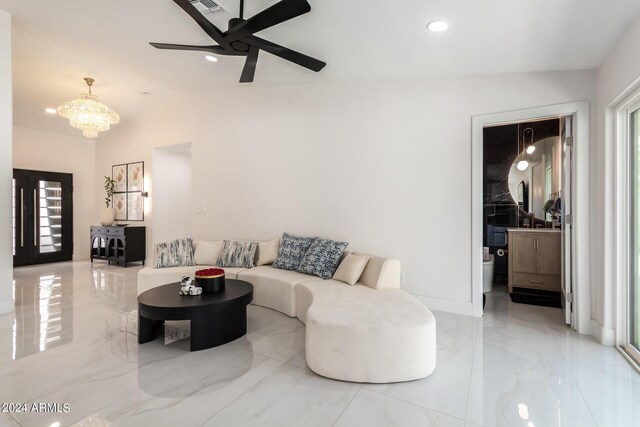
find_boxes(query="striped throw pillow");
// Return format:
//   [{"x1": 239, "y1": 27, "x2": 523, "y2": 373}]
[
  {"x1": 216, "y1": 240, "x2": 258, "y2": 268},
  {"x1": 153, "y1": 238, "x2": 196, "y2": 268}
]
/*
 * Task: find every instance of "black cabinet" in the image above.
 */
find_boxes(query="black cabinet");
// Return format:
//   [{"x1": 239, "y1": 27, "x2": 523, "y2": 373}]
[{"x1": 91, "y1": 226, "x2": 145, "y2": 267}]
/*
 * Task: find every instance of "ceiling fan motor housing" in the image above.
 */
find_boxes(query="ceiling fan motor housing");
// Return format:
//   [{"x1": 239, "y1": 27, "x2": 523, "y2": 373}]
[
  {"x1": 230, "y1": 40, "x2": 250, "y2": 51},
  {"x1": 228, "y1": 17, "x2": 243, "y2": 28}
]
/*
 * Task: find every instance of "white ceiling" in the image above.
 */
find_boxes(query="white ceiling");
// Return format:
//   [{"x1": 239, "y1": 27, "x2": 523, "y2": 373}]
[{"x1": 2, "y1": 0, "x2": 640, "y2": 136}]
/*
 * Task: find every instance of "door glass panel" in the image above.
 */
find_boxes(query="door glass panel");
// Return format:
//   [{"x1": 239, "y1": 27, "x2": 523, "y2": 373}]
[
  {"x1": 631, "y1": 107, "x2": 640, "y2": 351},
  {"x1": 39, "y1": 180, "x2": 62, "y2": 254},
  {"x1": 12, "y1": 179, "x2": 16, "y2": 256}
]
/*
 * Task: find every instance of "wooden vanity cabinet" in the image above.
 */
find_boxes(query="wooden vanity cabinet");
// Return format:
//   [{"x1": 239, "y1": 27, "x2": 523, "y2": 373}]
[{"x1": 508, "y1": 230, "x2": 561, "y2": 293}]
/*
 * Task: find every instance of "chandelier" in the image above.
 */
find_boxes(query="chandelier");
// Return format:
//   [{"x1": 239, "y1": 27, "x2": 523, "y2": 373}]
[{"x1": 57, "y1": 78, "x2": 120, "y2": 139}]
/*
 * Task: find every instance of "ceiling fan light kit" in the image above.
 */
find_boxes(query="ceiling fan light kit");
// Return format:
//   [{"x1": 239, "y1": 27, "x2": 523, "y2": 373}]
[{"x1": 150, "y1": 0, "x2": 326, "y2": 83}]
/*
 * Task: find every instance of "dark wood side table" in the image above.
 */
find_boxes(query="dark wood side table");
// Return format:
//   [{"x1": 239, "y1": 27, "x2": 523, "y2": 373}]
[
  {"x1": 90, "y1": 226, "x2": 145, "y2": 267},
  {"x1": 137, "y1": 280, "x2": 254, "y2": 351}
]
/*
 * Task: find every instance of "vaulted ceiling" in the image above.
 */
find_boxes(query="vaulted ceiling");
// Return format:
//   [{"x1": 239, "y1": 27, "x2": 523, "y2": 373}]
[{"x1": 2, "y1": 0, "x2": 640, "y2": 136}]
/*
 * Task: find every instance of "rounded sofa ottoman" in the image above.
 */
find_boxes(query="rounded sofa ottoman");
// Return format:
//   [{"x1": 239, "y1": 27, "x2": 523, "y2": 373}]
[{"x1": 297, "y1": 280, "x2": 437, "y2": 383}]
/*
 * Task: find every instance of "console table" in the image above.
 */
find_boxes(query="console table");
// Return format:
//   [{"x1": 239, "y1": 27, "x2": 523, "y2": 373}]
[{"x1": 90, "y1": 226, "x2": 146, "y2": 267}]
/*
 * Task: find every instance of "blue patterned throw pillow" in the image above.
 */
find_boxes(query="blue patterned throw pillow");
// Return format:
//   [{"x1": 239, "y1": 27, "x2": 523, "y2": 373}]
[
  {"x1": 272, "y1": 233, "x2": 317, "y2": 271},
  {"x1": 216, "y1": 240, "x2": 258, "y2": 268},
  {"x1": 297, "y1": 238, "x2": 349, "y2": 279},
  {"x1": 153, "y1": 238, "x2": 196, "y2": 268}
]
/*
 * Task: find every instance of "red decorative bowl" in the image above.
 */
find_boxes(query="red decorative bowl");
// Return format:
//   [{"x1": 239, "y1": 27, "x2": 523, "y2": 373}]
[{"x1": 195, "y1": 268, "x2": 225, "y2": 293}]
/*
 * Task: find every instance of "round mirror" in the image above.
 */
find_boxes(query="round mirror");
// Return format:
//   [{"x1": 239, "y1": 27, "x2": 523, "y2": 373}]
[{"x1": 508, "y1": 136, "x2": 560, "y2": 221}]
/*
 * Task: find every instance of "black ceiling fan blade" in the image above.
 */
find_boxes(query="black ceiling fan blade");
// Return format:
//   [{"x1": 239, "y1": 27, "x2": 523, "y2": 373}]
[
  {"x1": 224, "y1": 0, "x2": 311, "y2": 44},
  {"x1": 240, "y1": 46, "x2": 260, "y2": 83},
  {"x1": 150, "y1": 42, "x2": 247, "y2": 56},
  {"x1": 172, "y1": 0, "x2": 233, "y2": 50},
  {"x1": 247, "y1": 36, "x2": 325, "y2": 72}
]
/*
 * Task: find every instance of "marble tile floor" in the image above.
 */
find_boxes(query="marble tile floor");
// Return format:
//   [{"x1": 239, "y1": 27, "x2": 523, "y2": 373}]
[{"x1": 1, "y1": 261, "x2": 638, "y2": 426}]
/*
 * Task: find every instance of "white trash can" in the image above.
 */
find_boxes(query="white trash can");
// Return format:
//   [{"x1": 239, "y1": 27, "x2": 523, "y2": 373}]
[{"x1": 483, "y1": 254, "x2": 494, "y2": 293}]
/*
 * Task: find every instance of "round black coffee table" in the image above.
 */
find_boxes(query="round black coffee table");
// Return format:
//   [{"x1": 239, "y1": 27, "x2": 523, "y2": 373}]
[{"x1": 138, "y1": 279, "x2": 253, "y2": 351}]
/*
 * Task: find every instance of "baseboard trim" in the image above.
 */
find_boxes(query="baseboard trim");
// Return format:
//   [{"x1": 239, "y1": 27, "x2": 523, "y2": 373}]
[
  {"x1": 0, "y1": 299, "x2": 13, "y2": 315},
  {"x1": 592, "y1": 319, "x2": 616, "y2": 346},
  {"x1": 411, "y1": 294, "x2": 474, "y2": 316}
]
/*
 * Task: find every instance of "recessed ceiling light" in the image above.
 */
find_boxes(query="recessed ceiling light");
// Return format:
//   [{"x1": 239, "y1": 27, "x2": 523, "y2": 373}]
[
  {"x1": 427, "y1": 21, "x2": 449, "y2": 32},
  {"x1": 204, "y1": 55, "x2": 218, "y2": 62},
  {"x1": 45, "y1": 107, "x2": 57, "y2": 114}
]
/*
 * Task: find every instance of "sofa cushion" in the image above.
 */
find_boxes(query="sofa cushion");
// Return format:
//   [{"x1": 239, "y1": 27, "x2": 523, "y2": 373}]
[
  {"x1": 194, "y1": 240, "x2": 224, "y2": 265},
  {"x1": 272, "y1": 233, "x2": 316, "y2": 271},
  {"x1": 216, "y1": 240, "x2": 258, "y2": 268},
  {"x1": 333, "y1": 253, "x2": 370, "y2": 285},
  {"x1": 237, "y1": 266, "x2": 322, "y2": 317},
  {"x1": 353, "y1": 252, "x2": 401, "y2": 290},
  {"x1": 153, "y1": 238, "x2": 195, "y2": 268},
  {"x1": 137, "y1": 265, "x2": 247, "y2": 295},
  {"x1": 256, "y1": 237, "x2": 280, "y2": 266},
  {"x1": 297, "y1": 238, "x2": 348, "y2": 279}
]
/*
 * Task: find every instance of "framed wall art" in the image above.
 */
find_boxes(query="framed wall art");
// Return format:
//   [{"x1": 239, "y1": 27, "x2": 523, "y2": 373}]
[
  {"x1": 127, "y1": 192, "x2": 144, "y2": 221},
  {"x1": 112, "y1": 164, "x2": 127, "y2": 193},
  {"x1": 127, "y1": 162, "x2": 144, "y2": 192},
  {"x1": 112, "y1": 161, "x2": 145, "y2": 221},
  {"x1": 113, "y1": 193, "x2": 127, "y2": 221}
]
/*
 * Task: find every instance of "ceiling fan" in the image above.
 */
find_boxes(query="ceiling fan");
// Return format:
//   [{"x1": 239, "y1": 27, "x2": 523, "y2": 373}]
[{"x1": 150, "y1": 0, "x2": 326, "y2": 83}]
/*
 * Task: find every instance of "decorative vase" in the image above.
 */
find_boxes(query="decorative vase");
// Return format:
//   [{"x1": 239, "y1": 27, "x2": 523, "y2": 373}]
[
  {"x1": 100, "y1": 208, "x2": 115, "y2": 226},
  {"x1": 195, "y1": 268, "x2": 226, "y2": 293}
]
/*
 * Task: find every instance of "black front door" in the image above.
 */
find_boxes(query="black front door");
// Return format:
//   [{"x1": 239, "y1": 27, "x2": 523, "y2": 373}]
[{"x1": 13, "y1": 169, "x2": 73, "y2": 267}]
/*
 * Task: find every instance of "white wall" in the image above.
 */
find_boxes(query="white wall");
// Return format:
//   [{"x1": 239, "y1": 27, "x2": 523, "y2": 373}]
[
  {"x1": 152, "y1": 146, "x2": 192, "y2": 243},
  {"x1": 13, "y1": 126, "x2": 95, "y2": 261},
  {"x1": 0, "y1": 10, "x2": 12, "y2": 315},
  {"x1": 595, "y1": 15, "x2": 640, "y2": 340},
  {"x1": 96, "y1": 70, "x2": 596, "y2": 314}
]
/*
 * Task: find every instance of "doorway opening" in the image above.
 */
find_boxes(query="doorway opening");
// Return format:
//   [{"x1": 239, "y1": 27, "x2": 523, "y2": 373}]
[
  {"x1": 482, "y1": 118, "x2": 572, "y2": 323},
  {"x1": 627, "y1": 101, "x2": 640, "y2": 362},
  {"x1": 472, "y1": 101, "x2": 591, "y2": 334},
  {"x1": 13, "y1": 169, "x2": 74, "y2": 267},
  {"x1": 612, "y1": 84, "x2": 640, "y2": 366},
  {"x1": 152, "y1": 143, "x2": 193, "y2": 245}
]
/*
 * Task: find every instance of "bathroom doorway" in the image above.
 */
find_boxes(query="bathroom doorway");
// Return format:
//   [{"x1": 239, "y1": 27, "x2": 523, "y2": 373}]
[
  {"x1": 471, "y1": 102, "x2": 591, "y2": 334},
  {"x1": 481, "y1": 118, "x2": 571, "y2": 322}
]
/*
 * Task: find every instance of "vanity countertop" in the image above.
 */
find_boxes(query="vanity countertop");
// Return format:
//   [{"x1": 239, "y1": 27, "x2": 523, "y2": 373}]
[{"x1": 507, "y1": 227, "x2": 561, "y2": 233}]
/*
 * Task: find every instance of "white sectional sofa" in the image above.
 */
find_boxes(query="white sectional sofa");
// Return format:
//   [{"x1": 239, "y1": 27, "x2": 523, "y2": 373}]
[{"x1": 137, "y1": 250, "x2": 436, "y2": 383}]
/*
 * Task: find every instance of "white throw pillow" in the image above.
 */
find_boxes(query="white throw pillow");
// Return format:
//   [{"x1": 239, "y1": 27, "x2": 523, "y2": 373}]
[
  {"x1": 193, "y1": 240, "x2": 224, "y2": 265},
  {"x1": 256, "y1": 237, "x2": 281, "y2": 266},
  {"x1": 333, "y1": 253, "x2": 370, "y2": 285}
]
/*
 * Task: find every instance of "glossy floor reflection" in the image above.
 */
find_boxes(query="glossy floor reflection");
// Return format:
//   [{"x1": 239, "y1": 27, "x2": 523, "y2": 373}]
[{"x1": 1, "y1": 262, "x2": 638, "y2": 426}]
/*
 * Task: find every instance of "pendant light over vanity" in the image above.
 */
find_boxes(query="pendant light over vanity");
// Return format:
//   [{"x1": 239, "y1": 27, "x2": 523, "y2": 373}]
[
  {"x1": 516, "y1": 124, "x2": 529, "y2": 171},
  {"x1": 516, "y1": 127, "x2": 535, "y2": 171}
]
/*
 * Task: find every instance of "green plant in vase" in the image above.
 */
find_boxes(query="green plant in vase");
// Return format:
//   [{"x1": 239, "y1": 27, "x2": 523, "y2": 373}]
[
  {"x1": 104, "y1": 176, "x2": 115, "y2": 207},
  {"x1": 101, "y1": 176, "x2": 116, "y2": 226}
]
